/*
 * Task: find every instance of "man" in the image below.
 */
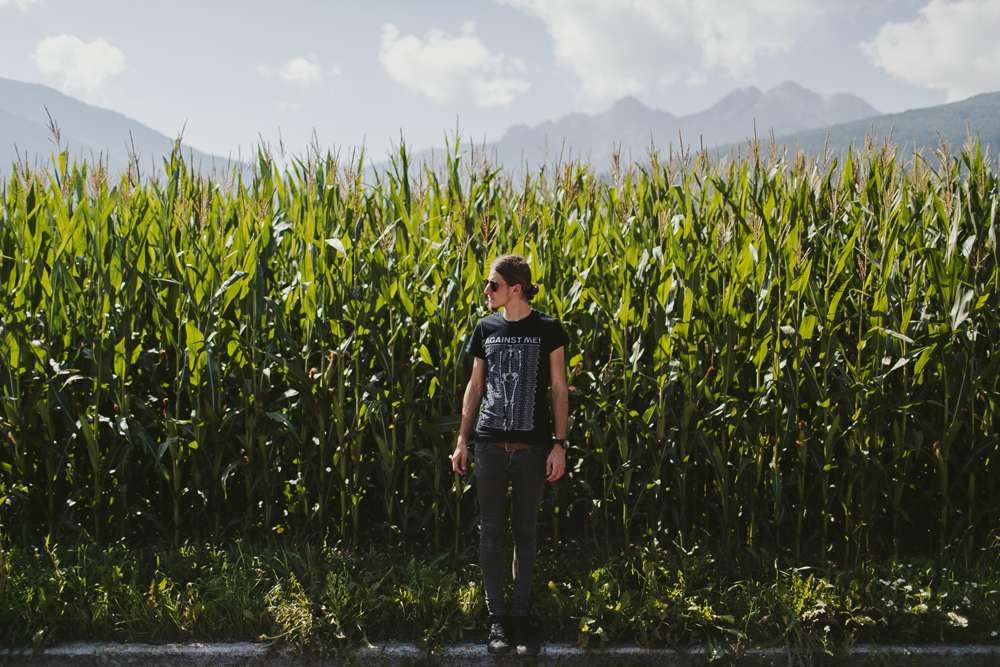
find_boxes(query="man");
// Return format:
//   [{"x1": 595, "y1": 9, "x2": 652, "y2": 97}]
[{"x1": 451, "y1": 253, "x2": 570, "y2": 656}]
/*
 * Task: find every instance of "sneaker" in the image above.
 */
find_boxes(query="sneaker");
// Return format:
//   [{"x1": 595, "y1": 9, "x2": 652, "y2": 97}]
[
  {"x1": 509, "y1": 615, "x2": 539, "y2": 656},
  {"x1": 487, "y1": 614, "x2": 511, "y2": 654}
]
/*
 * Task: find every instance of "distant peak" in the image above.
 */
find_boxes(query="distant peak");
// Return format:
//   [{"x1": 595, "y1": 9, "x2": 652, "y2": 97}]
[
  {"x1": 771, "y1": 81, "x2": 806, "y2": 94},
  {"x1": 717, "y1": 86, "x2": 762, "y2": 105},
  {"x1": 611, "y1": 96, "x2": 649, "y2": 112}
]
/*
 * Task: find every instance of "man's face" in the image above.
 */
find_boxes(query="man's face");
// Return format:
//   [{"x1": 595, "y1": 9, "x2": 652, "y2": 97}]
[{"x1": 485, "y1": 270, "x2": 517, "y2": 310}]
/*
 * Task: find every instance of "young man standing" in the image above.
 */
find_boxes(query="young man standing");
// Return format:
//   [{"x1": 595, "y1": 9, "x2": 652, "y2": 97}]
[{"x1": 451, "y1": 254, "x2": 570, "y2": 656}]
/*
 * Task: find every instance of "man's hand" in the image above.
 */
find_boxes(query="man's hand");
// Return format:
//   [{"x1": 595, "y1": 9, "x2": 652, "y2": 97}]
[
  {"x1": 452, "y1": 441, "x2": 469, "y2": 475},
  {"x1": 453, "y1": 358, "x2": 486, "y2": 477},
  {"x1": 546, "y1": 445, "x2": 566, "y2": 481}
]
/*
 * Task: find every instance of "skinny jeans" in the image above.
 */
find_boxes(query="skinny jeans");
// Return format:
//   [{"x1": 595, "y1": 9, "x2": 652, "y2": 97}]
[{"x1": 474, "y1": 442, "x2": 548, "y2": 617}]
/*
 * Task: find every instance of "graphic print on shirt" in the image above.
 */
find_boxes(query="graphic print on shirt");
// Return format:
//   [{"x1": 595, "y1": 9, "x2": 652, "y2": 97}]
[{"x1": 480, "y1": 339, "x2": 540, "y2": 432}]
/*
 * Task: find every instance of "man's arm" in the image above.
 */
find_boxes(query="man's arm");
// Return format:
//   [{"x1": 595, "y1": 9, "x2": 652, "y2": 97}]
[
  {"x1": 547, "y1": 346, "x2": 568, "y2": 481},
  {"x1": 452, "y1": 357, "x2": 487, "y2": 475}
]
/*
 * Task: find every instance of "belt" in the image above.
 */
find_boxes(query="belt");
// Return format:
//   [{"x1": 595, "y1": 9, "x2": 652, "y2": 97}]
[{"x1": 491, "y1": 441, "x2": 532, "y2": 451}]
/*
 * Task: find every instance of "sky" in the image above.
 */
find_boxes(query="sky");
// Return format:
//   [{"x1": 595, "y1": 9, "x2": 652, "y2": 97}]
[{"x1": 2, "y1": 0, "x2": 1000, "y2": 161}]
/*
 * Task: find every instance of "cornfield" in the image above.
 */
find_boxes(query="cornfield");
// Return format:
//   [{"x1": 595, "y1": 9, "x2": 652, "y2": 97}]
[{"x1": 1, "y1": 138, "x2": 998, "y2": 565}]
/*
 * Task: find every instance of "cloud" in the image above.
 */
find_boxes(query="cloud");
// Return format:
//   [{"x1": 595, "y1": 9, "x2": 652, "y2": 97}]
[
  {"x1": 258, "y1": 57, "x2": 332, "y2": 86},
  {"x1": 0, "y1": 0, "x2": 40, "y2": 9},
  {"x1": 862, "y1": 0, "x2": 1000, "y2": 102},
  {"x1": 497, "y1": 0, "x2": 859, "y2": 100},
  {"x1": 33, "y1": 35, "x2": 125, "y2": 93},
  {"x1": 378, "y1": 21, "x2": 530, "y2": 106},
  {"x1": 281, "y1": 57, "x2": 323, "y2": 86}
]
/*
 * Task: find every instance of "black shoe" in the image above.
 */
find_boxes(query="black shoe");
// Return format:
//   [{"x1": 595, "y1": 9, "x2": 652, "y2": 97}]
[
  {"x1": 487, "y1": 614, "x2": 511, "y2": 654},
  {"x1": 509, "y1": 615, "x2": 539, "y2": 656}
]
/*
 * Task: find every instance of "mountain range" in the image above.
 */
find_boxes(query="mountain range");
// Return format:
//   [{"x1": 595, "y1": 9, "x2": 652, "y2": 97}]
[
  {"x1": 772, "y1": 90, "x2": 1000, "y2": 158},
  {"x1": 490, "y1": 82, "x2": 880, "y2": 168},
  {"x1": 3, "y1": 77, "x2": 1000, "y2": 179},
  {"x1": 0, "y1": 78, "x2": 227, "y2": 177}
]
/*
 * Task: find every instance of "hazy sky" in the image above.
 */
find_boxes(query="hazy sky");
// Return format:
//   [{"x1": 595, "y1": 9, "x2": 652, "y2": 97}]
[{"x1": 2, "y1": 0, "x2": 999, "y2": 160}]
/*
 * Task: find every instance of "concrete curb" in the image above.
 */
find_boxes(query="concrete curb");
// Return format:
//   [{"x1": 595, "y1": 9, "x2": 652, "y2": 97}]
[{"x1": 3, "y1": 642, "x2": 998, "y2": 666}]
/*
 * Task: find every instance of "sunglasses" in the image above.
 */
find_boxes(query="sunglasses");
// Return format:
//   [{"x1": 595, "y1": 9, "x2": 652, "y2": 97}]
[{"x1": 485, "y1": 278, "x2": 508, "y2": 293}]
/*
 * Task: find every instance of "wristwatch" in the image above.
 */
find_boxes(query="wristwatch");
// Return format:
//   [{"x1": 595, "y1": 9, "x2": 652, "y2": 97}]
[{"x1": 552, "y1": 438, "x2": 570, "y2": 451}]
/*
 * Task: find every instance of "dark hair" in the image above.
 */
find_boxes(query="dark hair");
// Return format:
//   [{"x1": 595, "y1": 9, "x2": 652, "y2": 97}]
[{"x1": 491, "y1": 254, "x2": 540, "y2": 302}]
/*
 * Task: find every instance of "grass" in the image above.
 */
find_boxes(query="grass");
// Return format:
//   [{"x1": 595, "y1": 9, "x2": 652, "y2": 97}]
[{"x1": 3, "y1": 537, "x2": 999, "y2": 656}]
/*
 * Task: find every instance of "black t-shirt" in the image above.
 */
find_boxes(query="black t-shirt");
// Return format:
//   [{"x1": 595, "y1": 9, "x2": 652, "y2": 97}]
[{"x1": 466, "y1": 309, "x2": 569, "y2": 447}]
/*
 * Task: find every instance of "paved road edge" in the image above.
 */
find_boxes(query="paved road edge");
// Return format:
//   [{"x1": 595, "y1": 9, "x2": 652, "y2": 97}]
[{"x1": 3, "y1": 642, "x2": 998, "y2": 666}]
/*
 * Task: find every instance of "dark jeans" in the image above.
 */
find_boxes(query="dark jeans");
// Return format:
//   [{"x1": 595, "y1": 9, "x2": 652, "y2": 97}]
[{"x1": 474, "y1": 442, "x2": 548, "y2": 617}]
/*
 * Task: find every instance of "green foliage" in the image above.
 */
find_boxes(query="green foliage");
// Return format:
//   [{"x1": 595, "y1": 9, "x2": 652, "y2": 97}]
[
  {"x1": 2, "y1": 540, "x2": 999, "y2": 652},
  {"x1": 637, "y1": 548, "x2": 740, "y2": 649},
  {"x1": 1, "y1": 139, "x2": 1000, "y2": 567}
]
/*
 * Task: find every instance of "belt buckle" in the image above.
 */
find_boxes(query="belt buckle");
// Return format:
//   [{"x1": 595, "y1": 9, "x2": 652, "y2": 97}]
[{"x1": 504, "y1": 442, "x2": 518, "y2": 451}]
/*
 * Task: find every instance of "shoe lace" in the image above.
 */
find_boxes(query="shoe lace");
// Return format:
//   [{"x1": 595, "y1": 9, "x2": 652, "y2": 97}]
[{"x1": 490, "y1": 618, "x2": 506, "y2": 637}]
